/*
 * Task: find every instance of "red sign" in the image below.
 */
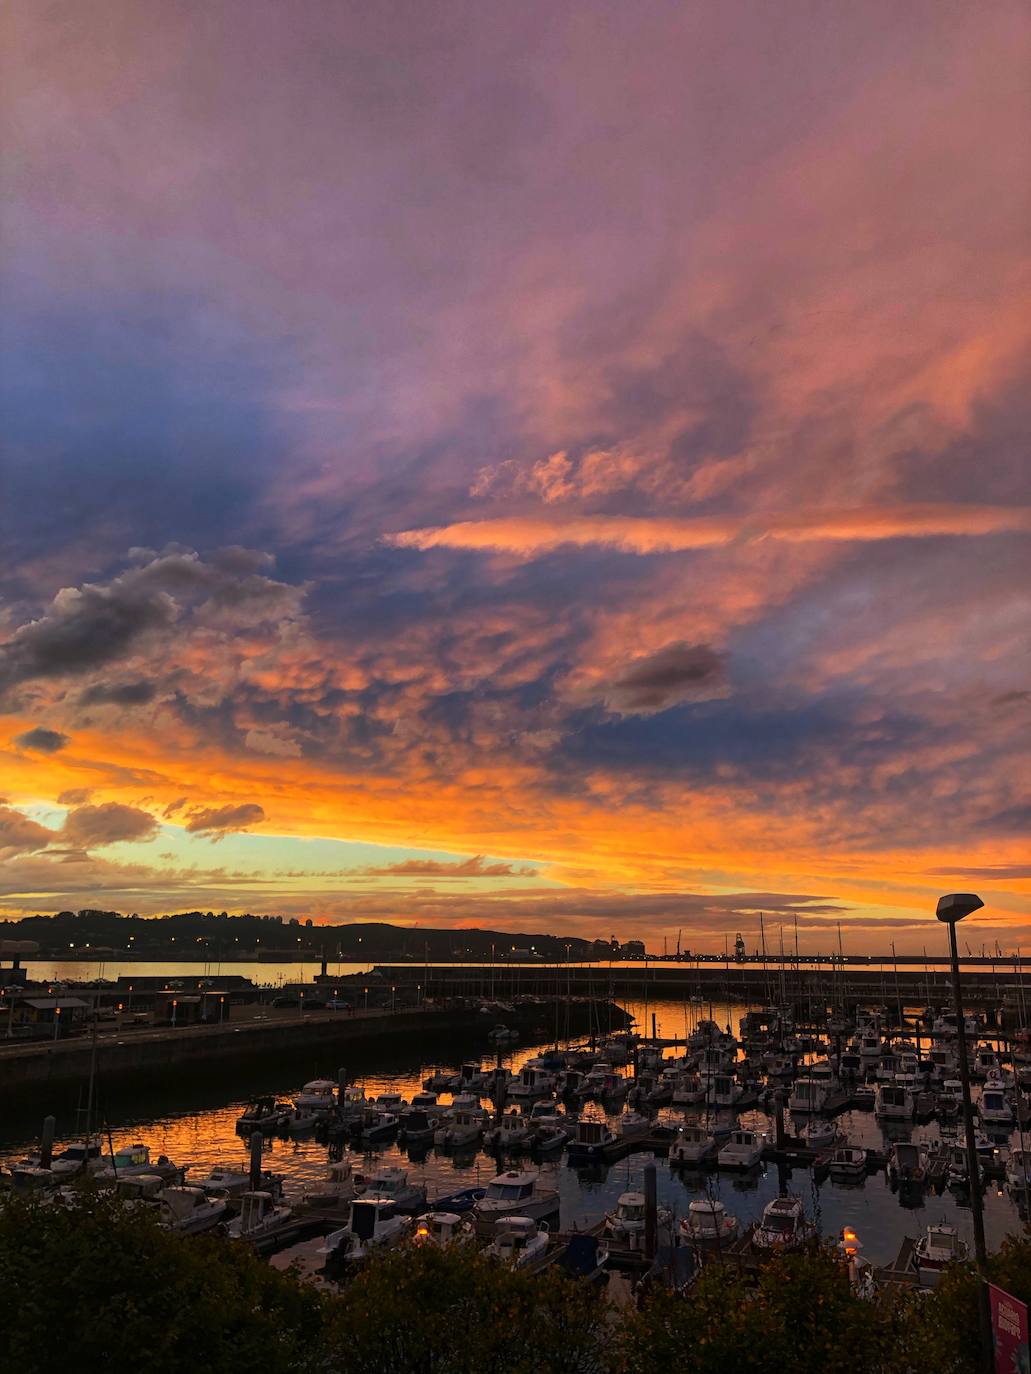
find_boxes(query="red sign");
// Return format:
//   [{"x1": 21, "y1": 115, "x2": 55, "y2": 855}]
[{"x1": 990, "y1": 1283, "x2": 1029, "y2": 1374}]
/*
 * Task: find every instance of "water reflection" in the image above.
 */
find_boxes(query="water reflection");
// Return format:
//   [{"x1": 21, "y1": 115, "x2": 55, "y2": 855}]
[{"x1": 2, "y1": 996, "x2": 1025, "y2": 1268}]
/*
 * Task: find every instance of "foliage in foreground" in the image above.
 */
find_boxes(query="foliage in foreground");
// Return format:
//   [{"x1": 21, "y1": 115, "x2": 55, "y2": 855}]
[{"x1": 1, "y1": 1193, "x2": 1029, "y2": 1374}]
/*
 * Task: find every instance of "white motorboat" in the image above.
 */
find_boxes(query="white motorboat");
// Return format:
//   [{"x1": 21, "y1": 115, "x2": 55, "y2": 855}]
[
  {"x1": 196, "y1": 1165, "x2": 253, "y2": 1198},
  {"x1": 669, "y1": 1124, "x2": 718, "y2": 1167},
  {"x1": 236, "y1": 1098, "x2": 292, "y2": 1132},
  {"x1": 787, "y1": 1078, "x2": 831, "y2": 1114},
  {"x1": 434, "y1": 1109, "x2": 484, "y2": 1149},
  {"x1": 448, "y1": 1092, "x2": 487, "y2": 1116},
  {"x1": 828, "y1": 1147, "x2": 866, "y2": 1181},
  {"x1": 973, "y1": 1047, "x2": 1002, "y2": 1079},
  {"x1": 912, "y1": 1223, "x2": 968, "y2": 1285},
  {"x1": 508, "y1": 1064, "x2": 556, "y2": 1101},
  {"x1": 528, "y1": 1101, "x2": 577, "y2": 1135},
  {"x1": 718, "y1": 1128, "x2": 767, "y2": 1171},
  {"x1": 532, "y1": 1124, "x2": 567, "y2": 1153},
  {"x1": 705, "y1": 1074, "x2": 744, "y2": 1109},
  {"x1": 1005, "y1": 1149, "x2": 1031, "y2": 1198},
  {"x1": 600, "y1": 1036, "x2": 632, "y2": 1065},
  {"x1": 413, "y1": 1211, "x2": 470, "y2": 1246},
  {"x1": 947, "y1": 1143, "x2": 982, "y2": 1188},
  {"x1": 158, "y1": 1185, "x2": 229, "y2": 1234},
  {"x1": 671, "y1": 1074, "x2": 706, "y2": 1106},
  {"x1": 566, "y1": 1119, "x2": 617, "y2": 1159},
  {"x1": 604, "y1": 1191, "x2": 672, "y2": 1245},
  {"x1": 486, "y1": 1112, "x2": 535, "y2": 1151},
  {"x1": 295, "y1": 1079, "x2": 337, "y2": 1112},
  {"x1": 406, "y1": 1092, "x2": 439, "y2": 1113},
  {"x1": 226, "y1": 1190, "x2": 293, "y2": 1242},
  {"x1": 678, "y1": 1198, "x2": 737, "y2": 1243},
  {"x1": 752, "y1": 1196, "x2": 817, "y2": 1252},
  {"x1": 473, "y1": 1169, "x2": 559, "y2": 1223},
  {"x1": 800, "y1": 1120, "x2": 838, "y2": 1150},
  {"x1": 50, "y1": 1136, "x2": 107, "y2": 1178},
  {"x1": 353, "y1": 1165, "x2": 426, "y2": 1212},
  {"x1": 372, "y1": 1092, "x2": 407, "y2": 1115},
  {"x1": 932, "y1": 1012, "x2": 981, "y2": 1039},
  {"x1": 858, "y1": 1033, "x2": 882, "y2": 1065},
  {"x1": 487, "y1": 1215, "x2": 549, "y2": 1268},
  {"x1": 360, "y1": 1111, "x2": 400, "y2": 1144},
  {"x1": 874, "y1": 1083, "x2": 914, "y2": 1119},
  {"x1": 613, "y1": 1111, "x2": 652, "y2": 1142},
  {"x1": 398, "y1": 1110, "x2": 438, "y2": 1145},
  {"x1": 875, "y1": 1053, "x2": 900, "y2": 1084},
  {"x1": 284, "y1": 1105, "x2": 320, "y2": 1135},
  {"x1": 887, "y1": 1141, "x2": 928, "y2": 1186},
  {"x1": 301, "y1": 1160, "x2": 354, "y2": 1208},
  {"x1": 320, "y1": 1197, "x2": 410, "y2": 1262},
  {"x1": 114, "y1": 1173, "x2": 167, "y2": 1202},
  {"x1": 979, "y1": 1084, "x2": 1014, "y2": 1127}
]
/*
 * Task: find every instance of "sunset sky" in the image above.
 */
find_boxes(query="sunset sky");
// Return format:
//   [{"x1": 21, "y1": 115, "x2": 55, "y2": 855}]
[{"x1": 1, "y1": 1, "x2": 1028, "y2": 952}]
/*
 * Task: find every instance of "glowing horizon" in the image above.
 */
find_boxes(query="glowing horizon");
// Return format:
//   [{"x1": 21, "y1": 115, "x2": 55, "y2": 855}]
[{"x1": 1, "y1": 1, "x2": 1028, "y2": 952}]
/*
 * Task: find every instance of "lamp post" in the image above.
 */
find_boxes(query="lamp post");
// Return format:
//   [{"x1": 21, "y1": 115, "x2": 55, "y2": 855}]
[{"x1": 937, "y1": 892, "x2": 990, "y2": 1372}]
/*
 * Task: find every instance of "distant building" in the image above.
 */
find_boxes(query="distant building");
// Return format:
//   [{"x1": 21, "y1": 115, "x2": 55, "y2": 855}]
[{"x1": 622, "y1": 940, "x2": 647, "y2": 958}]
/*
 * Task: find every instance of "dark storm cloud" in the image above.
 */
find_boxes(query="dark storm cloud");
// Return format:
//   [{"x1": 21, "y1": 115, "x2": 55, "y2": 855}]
[
  {"x1": 184, "y1": 802, "x2": 266, "y2": 835},
  {"x1": 0, "y1": 579, "x2": 176, "y2": 690},
  {"x1": 80, "y1": 680, "x2": 157, "y2": 706},
  {"x1": 13, "y1": 726, "x2": 70, "y2": 753},
  {"x1": 0, "y1": 804, "x2": 54, "y2": 858},
  {"x1": 605, "y1": 643, "x2": 727, "y2": 714},
  {"x1": 62, "y1": 802, "x2": 159, "y2": 847},
  {"x1": 0, "y1": 549, "x2": 301, "y2": 699},
  {"x1": 360, "y1": 855, "x2": 537, "y2": 878}
]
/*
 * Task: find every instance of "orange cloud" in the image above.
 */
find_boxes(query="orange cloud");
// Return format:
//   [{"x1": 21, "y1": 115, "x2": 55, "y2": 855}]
[{"x1": 391, "y1": 505, "x2": 1031, "y2": 558}]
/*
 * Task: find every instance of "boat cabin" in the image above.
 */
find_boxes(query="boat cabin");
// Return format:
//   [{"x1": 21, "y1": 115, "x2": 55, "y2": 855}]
[
  {"x1": 414, "y1": 1211, "x2": 464, "y2": 1245},
  {"x1": 482, "y1": 1172, "x2": 538, "y2": 1206}
]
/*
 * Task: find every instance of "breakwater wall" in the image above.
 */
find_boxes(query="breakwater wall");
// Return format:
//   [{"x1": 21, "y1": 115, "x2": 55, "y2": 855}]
[
  {"x1": 373, "y1": 963, "x2": 1028, "y2": 1021},
  {"x1": 0, "y1": 998, "x2": 627, "y2": 1094}
]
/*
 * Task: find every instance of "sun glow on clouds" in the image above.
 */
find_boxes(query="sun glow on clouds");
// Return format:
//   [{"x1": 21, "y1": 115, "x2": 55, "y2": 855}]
[{"x1": 0, "y1": 1, "x2": 1028, "y2": 948}]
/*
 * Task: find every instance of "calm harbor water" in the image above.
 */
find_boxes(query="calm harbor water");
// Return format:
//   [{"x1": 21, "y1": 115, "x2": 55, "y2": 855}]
[{"x1": 2, "y1": 995, "x2": 1027, "y2": 1268}]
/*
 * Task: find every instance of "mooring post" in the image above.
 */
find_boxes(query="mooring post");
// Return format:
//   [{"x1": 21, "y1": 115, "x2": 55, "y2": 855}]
[
  {"x1": 40, "y1": 1115, "x2": 56, "y2": 1170},
  {"x1": 248, "y1": 1131, "x2": 263, "y2": 1189},
  {"x1": 643, "y1": 1161, "x2": 657, "y2": 1259}
]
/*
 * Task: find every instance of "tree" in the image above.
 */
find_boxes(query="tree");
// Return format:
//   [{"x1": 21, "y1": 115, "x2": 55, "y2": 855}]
[
  {"x1": 0, "y1": 1193, "x2": 324, "y2": 1374},
  {"x1": 322, "y1": 1238, "x2": 608, "y2": 1374},
  {"x1": 617, "y1": 1245, "x2": 899, "y2": 1374}
]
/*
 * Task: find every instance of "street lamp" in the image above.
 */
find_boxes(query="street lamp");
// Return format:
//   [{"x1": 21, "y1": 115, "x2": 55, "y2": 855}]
[{"x1": 937, "y1": 892, "x2": 990, "y2": 1371}]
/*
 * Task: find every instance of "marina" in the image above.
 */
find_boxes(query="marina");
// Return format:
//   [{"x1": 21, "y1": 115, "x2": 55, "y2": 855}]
[{"x1": 3, "y1": 985, "x2": 1029, "y2": 1281}]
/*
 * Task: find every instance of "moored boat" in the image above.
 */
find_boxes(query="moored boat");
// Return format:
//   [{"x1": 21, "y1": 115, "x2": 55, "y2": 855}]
[
  {"x1": 912, "y1": 1223, "x2": 968, "y2": 1285},
  {"x1": 828, "y1": 1147, "x2": 867, "y2": 1181},
  {"x1": 678, "y1": 1198, "x2": 737, "y2": 1243},
  {"x1": 486, "y1": 1215, "x2": 550, "y2": 1267},
  {"x1": 226, "y1": 1189, "x2": 293, "y2": 1242},
  {"x1": 319, "y1": 1197, "x2": 410, "y2": 1263},
  {"x1": 718, "y1": 1128, "x2": 767, "y2": 1171},
  {"x1": 752, "y1": 1196, "x2": 816, "y2": 1252},
  {"x1": 473, "y1": 1169, "x2": 559, "y2": 1224}
]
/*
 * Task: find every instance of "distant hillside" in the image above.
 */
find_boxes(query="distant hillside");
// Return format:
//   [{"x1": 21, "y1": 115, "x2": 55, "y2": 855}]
[{"x1": 0, "y1": 909, "x2": 635, "y2": 961}]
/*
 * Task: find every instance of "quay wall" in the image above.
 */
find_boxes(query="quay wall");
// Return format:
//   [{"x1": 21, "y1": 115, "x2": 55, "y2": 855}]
[
  {"x1": 374, "y1": 963, "x2": 1026, "y2": 1015},
  {"x1": 0, "y1": 998, "x2": 625, "y2": 1094}
]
